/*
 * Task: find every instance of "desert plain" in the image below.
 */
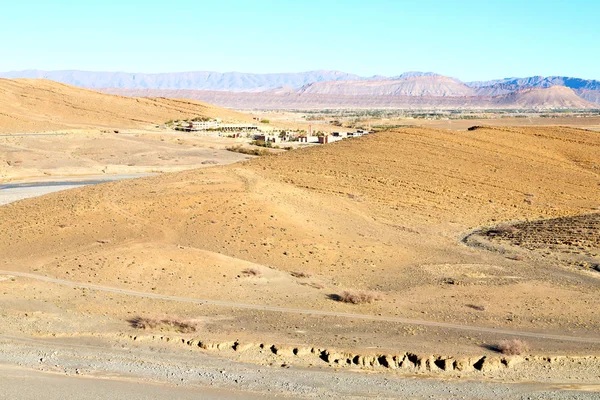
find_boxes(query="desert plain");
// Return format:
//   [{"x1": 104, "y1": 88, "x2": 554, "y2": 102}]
[{"x1": 0, "y1": 79, "x2": 599, "y2": 399}]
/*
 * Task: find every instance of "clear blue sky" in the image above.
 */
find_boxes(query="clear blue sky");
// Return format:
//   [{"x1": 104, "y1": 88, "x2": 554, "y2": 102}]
[{"x1": 1, "y1": 0, "x2": 598, "y2": 81}]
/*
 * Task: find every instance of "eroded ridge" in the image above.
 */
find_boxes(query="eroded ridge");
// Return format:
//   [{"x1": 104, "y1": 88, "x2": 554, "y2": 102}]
[{"x1": 123, "y1": 333, "x2": 600, "y2": 375}]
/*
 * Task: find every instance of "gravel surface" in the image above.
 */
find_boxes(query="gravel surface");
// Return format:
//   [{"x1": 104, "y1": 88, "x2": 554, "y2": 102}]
[{"x1": 0, "y1": 335, "x2": 597, "y2": 399}]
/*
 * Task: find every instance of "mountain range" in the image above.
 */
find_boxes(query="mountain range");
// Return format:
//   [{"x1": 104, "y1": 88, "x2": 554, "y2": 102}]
[{"x1": 2, "y1": 70, "x2": 599, "y2": 109}]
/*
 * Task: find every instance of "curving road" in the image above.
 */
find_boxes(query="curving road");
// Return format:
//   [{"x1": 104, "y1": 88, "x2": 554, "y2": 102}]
[{"x1": 1, "y1": 269, "x2": 599, "y2": 345}]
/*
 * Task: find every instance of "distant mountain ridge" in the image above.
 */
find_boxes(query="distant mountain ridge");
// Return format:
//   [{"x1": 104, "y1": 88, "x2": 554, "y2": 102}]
[
  {"x1": 0, "y1": 70, "x2": 364, "y2": 92},
  {"x1": 101, "y1": 86, "x2": 598, "y2": 110},
  {"x1": 2, "y1": 69, "x2": 599, "y2": 107},
  {"x1": 467, "y1": 76, "x2": 600, "y2": 91}
]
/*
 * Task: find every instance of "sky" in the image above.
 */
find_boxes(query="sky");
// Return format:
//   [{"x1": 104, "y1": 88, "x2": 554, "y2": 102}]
[{"x1": 0, "y1": 0, "x2": 598, "y2": 81}]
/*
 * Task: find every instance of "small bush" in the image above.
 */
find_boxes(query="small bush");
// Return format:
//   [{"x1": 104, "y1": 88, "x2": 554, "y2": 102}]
[
  {"x1": 251, "y1": 140, "x2": 272, "y2": 148},
  {"x1": 332, "y1": 290, "x2": 383, "y2": 304},
  {"x1": 242, "y1": 267, "x2": 262, "y2": 277},
  {"x1": 128, "y1": 317, "x2": 196, "y2": 333},
  {"x1": 260, "y1": 119, "x2": 270, "y2": 124},
  {"x1": 497, "y1": 339, "x2": 528, "y2": 355}
]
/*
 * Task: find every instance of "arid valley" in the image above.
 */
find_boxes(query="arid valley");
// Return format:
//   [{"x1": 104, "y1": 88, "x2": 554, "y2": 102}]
[{"x1": 0, "y1": 76, "x2": 598, "y2": 399}]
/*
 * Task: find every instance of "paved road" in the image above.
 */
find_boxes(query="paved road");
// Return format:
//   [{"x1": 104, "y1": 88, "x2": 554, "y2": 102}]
[
  {"x1": 0, "y1": 174, "x2": 152, "y2": 205},
  {"x1": 1, "y1": 269, "x2": 599, "y2": 345}
]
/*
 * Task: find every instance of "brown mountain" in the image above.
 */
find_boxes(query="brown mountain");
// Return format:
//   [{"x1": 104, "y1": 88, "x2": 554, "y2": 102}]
[
  {"x1": 494, "y1": 86, "x2": 596, "y2": 109},
  {"x1": 297, "y1": 76, "x2": 476, "y2": 97}
]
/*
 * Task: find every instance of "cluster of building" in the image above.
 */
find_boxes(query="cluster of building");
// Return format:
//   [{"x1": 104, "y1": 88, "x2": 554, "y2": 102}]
[
  {"x1": 254, "y1": 128, "x2": 373, "y2": 145},
  {"x1": 172, "y1": 119, "x2": 374, "y2": 145},
  {"x1": 176, "y1": 119, "x2": 260, "y2": 133}
]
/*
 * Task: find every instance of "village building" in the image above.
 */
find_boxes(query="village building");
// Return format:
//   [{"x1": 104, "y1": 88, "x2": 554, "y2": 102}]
[
  {"x1": 255, "y1": 134, "x2": 282, "y2": 143},
  {"x1": 220, "y1": 123, "x2": 260, "y2": 132}
]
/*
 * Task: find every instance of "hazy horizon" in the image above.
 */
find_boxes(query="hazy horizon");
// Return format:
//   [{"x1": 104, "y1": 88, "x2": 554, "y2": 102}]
[
  {"x1": 1, "y1": 0, "x2": 599, "y2": 81},
  {"x1": 2, "y1": 68, "x2": 599, "y2": 83}
]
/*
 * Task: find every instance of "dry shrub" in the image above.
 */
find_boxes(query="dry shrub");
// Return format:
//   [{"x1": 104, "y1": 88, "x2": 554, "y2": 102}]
[
  {"x1": 291, "y1": 271, "x2": 311, "y2": 278},
  {"x1": 335, "y1": 290, "x2": 383, "y2": 304},
  {"x1": 226, "y1": 145, "x2": 271, "y2": 156},
  {"x1": 242, "y1": 267, "x2": 262, "y2": 277},
  {"x1": 467, "y1": 304, "x2": 487, "y2": 311},
  {"x1": 497, "y1": 339, "x2": 528, "y2": 355},
  {"x1": 128, "y1": 317, "x2": 196, "y2": 333}
]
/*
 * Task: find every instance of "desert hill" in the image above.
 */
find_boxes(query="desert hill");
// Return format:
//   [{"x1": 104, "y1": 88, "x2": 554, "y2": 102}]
[
  {"x1": 495, "y1": 86, "x2": 597, "y2": 109},
  {"x1": 1, "y1": 125, "x2": 599, "y2": 356},
  {"x1": 0, "y1": 79, "x2": 253, "y2": 133}
]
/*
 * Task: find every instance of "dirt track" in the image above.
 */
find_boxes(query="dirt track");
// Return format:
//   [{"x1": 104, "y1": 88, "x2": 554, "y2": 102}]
[{"x1": 2, "y1": 269, "x2": 598, "y2": 345}]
